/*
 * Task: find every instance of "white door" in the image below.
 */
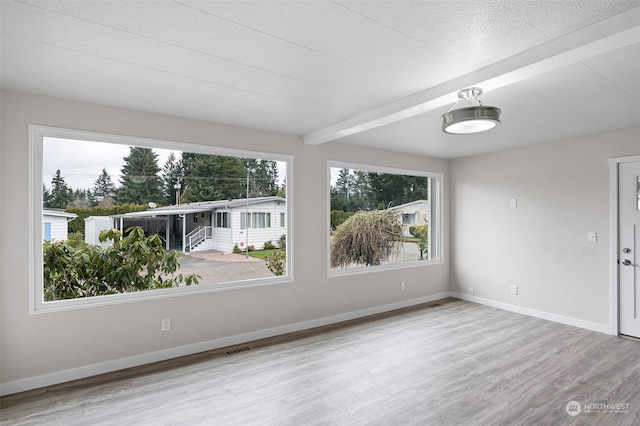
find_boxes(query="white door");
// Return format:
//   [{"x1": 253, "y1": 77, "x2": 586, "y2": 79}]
[{"x1": 619, "y1": 161, "x2": 640, "y2": 338}]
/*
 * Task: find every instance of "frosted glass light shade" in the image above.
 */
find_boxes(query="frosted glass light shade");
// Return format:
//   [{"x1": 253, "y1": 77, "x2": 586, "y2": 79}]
[{"x1": 441, "y1": 106, "x2": 501, "y2": 134}]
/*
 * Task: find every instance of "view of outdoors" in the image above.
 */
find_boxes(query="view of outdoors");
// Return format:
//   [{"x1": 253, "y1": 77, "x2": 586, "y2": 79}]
[
  {"x1": 329, "y1": 165, "x2": 434, "y2": 271},
  {"x1": 41, "y1": 136, "x2": 288, "y2": 301}
]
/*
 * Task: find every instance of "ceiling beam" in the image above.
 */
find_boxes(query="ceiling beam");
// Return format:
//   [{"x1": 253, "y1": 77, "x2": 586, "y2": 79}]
[{"x1": 303, "y1": 7, "x2": 640, "y2": 145}]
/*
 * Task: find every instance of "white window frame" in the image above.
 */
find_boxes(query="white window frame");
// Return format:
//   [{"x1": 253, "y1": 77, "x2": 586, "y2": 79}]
[
  {"x1": 327, "y1": 160, "x2": 443, "y2": 277},
  {"x1": 29, "y1": 125, "x2": 293, "y2": 314},
  {"x1": 214, "y1": 211, "x2": 229, "y2": 228},
  {"x1": 251, "y1": 212, "x2": 271, "y2": 229}
]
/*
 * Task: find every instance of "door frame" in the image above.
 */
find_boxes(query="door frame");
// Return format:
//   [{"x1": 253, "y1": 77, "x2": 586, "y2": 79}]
[{"x1": 609, "y1": 154, "x2": 640, "y2": 336}]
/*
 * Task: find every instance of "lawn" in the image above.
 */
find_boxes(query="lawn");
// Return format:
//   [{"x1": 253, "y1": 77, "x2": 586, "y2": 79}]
[{"x1": 246, "y1": 248, "x2": 283, "y2": 259}]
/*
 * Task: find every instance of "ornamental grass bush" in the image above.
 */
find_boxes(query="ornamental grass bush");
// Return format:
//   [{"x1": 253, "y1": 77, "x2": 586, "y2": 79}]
[{"x1": 330, "y1": 209, "x2": 403, "y2": 268}]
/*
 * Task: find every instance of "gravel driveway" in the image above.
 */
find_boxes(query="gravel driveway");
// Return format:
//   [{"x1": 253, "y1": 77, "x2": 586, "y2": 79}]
[
  {"x1": 176, "y1": 242, "x2": 423, "y2": 285},
  {"x1": 176, "y1": 250, "x2": 274, "y2": 284}
]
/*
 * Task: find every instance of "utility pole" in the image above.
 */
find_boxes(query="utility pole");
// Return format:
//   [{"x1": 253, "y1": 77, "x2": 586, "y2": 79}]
[{"x1": 174, "y1": 177, "x2": 181, "y2": 205}]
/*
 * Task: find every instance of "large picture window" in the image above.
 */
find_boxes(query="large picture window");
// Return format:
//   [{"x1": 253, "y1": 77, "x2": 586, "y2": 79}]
[
  {"x1": 328, "y1": 162, "x2": 441, "y2": 274},
  {"x1": 30, "y1": 125, "x2": 291, "y2": 312}
]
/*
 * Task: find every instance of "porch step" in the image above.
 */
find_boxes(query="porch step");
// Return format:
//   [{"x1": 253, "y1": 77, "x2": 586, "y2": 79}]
[{"x1": 190, "y1": 237, "x2": 213, "y2": 252}]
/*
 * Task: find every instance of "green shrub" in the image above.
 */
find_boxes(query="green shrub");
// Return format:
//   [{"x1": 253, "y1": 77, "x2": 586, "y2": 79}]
[
  {"x1": 66, "y1": 231, "x2": 86, "y2": 248},
  {"x1": 247, "y1": 245, "x2": 255, "y2": 252},
  {"x1": 330, "y1": 210, "x2": 355, "y2": 230},
  {"x1": 278, "y1": 234, "x2": 286, "y2": 250},
  {"x1": 263, "y1": 240, "x2": 276, "y2": 250},
  {"x1": 233, "y1": 243, "x2": 242, "y2": 254},
  {"x1": 43, "y1": 226, "x2": 200, "y2": 301},
  {"x1": 265, "y1": 251, "x2": 286, "y2": 276},
  {"x1": 410, "y1": 225, "x2": 429, "y2": 260},
  {"x1": 65, "y1": 204, "x2": 149, "y2": 236}
]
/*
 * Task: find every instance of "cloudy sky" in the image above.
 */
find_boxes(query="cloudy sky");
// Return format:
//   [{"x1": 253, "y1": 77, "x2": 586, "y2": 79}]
[
  {"x1": 42, "y1": 137, "x2": 287, "y2": 192},
  {"x1": 43, "y1": 138, "x2": 178, "y2": 191}
]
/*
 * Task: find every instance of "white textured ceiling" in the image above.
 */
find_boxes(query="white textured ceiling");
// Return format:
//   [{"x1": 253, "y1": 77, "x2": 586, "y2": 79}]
[{"x1": 2, "y1": 0, "x2": 639, "y2": 158}]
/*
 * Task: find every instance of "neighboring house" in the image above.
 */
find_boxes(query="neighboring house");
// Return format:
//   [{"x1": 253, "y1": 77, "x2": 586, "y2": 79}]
[
  {"x1": 42, "y1": 209, "x2": 77, "y2": 242},
  {"x1": 388, "y1": 200, "x2": 430, "y2": 237},
  {"x1": 111, "y1": 196, "x2": 286, "y2": 254}
]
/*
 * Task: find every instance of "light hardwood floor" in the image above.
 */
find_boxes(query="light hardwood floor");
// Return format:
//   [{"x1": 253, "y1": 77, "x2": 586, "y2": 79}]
[{"x1": 1, "y1": 299, "x2": 639, "y2": 425}]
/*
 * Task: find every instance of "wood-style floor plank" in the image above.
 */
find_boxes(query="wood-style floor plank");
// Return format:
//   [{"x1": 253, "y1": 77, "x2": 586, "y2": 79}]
[{"x1": 1, "y1": 299, "x2": 639, "y2": 425}]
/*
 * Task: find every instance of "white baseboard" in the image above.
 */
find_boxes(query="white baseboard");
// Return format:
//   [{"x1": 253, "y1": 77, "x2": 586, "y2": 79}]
[
  {"x1": 0, "y1": 292, "x2": 451, "y2": 396},
  {"x1": 3, "y1": 291, "x2": 615, "y2": 396},
  {"x1": 450, "y1": 292, "x2": 614, "y2": 335}
]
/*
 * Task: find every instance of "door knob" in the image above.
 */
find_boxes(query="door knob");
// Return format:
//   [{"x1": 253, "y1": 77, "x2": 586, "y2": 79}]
[
  {"x1": 622, "y1": 259, "x2": 633, "y2": 266},
  {"x1": 623, "y1": 248, "x2": 631, "y2": 253}
]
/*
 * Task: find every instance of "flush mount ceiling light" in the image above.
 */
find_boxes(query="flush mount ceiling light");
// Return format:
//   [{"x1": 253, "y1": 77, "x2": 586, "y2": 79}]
[{"x1": 441, "y1": 87, "x2": 501, "y2": 134}]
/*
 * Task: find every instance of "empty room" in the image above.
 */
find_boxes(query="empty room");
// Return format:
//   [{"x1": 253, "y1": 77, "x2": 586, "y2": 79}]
[{"x1": 1, "y1": 1, "x2": 639, "y2": 425}]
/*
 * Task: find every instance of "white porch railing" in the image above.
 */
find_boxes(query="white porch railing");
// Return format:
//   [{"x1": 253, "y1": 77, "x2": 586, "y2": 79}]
[{"x1": 186, "y1": 226, "x2": 212, "y2": 252}]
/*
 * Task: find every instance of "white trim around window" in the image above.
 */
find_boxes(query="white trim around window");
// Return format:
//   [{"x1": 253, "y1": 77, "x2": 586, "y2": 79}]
[
  {"x1": 327, "y1": 160, "x2": 443, "y2": 277},
  {"x1": 29, "y1": 125, "x2": 294, "y2": 314}
]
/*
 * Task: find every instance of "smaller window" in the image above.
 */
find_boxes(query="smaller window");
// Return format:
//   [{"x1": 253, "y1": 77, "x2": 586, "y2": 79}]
[
  {"x1": 280, "y1": 212, "x2": 285, "y2": 227},
  {"x1": 402, "y1": 213, "x2": 416, "y2": 225},
  {"x1": 193, "y1": 213, "x2": 198, "y2": 223},
  {"x1": 44, "y1": 222, "x2": 51, "y2": 241},
  {"x1": 250, "y1": 212, "x2": 271, "y2": 228},
  {"x1": 215, "y1": 211, "x2": 229, "y2": 228}
]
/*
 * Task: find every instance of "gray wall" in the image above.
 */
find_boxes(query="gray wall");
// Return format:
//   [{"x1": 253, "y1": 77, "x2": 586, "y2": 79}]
[
  {"x1": 450, "y1": 128, "x2": 640, "y2": 325},
  {"x1": 0, "y1": 91, "x2": 450, "y2": 390},
  {"x1": 2, "y1": 89, "x2": 638, "y2": 393}
]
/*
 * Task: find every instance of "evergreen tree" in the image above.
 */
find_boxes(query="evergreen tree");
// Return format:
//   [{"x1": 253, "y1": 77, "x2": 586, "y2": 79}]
[
  {"x1": 367, "y1": 172, "x2": 429, "y2": 208},
  {"x1": 70, "y1": 188, "x2": 92, "y2": 208},
  {"x1": 244, "y1": 159, "x2": 279, "y2": 197},
  {"x1": 276, "y1": 178, "x2": 286, "y2": 199},
  {"x1": 335, "y1": 168, "x2": 353, "y2": 198},
  {"x1": 351, "y1": 170, "x2": 372, "y2": 210},
  {"x1": 333, "y1": 168, "x2": 353, "y2": 210},
  {"x1": 181, "y1": 153, "x2": 245, "y2": 203},
  {"x1": 43, "y1": 184, "x2": 51, "y2": 208},
  {"x1": 92, "y1": 168, "x2": 116, "y2": 202},
  {"x1": 48, "y1": 169, "x2": 73, "y2": 209},
  {"x1": 330, "y1": 169, "x2": 428, "y2": 212},
  {"x1": 161, "y1": 153, "x2": 183, "y2": 205},
  {"x1": 116, "y1": 147, "x2": 163, "y2": 205}
]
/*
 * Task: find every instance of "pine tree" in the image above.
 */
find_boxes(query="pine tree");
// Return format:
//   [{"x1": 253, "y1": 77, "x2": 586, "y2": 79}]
[
  {"x1": 116, "y1": 147, "x2": 163, "y2": 205},
  {"x1": 331, "y1": 168, "x2": 354, "y2": 211},
  {"x1": 43, "y1": 184, "x2": 51, "y2": 208},
  {"x1": 367, "y1": 172, "x2": 429, "y2": 208},
  {"x1": 245, "y1": 159, "x2": 279, "y2": 197},
  {"x1": 181, "y1": 153, "x2": 245, "y2": 203},
  {"x1": 48, "y1": 169, "x2": 73, "y2": 209},
  {"x1": 69, "y1": 188, "x2": 92, "y2": 208},
  {"x1": 93, "y1": 168, "x2": 116, "y2": 202},
  {"x1": 161, "y1": 153, "x2": 183, "y2": 205}
]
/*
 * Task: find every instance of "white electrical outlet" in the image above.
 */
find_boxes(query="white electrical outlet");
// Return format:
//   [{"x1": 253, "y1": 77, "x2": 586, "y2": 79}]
[
  {"x1": 161, "y1": 318, "x2": 171, "y2": 332},
  {"x1": 511, "y1": 285, "x2": 518, "y2": 295},
  {"x1": 510, "y1": 198, "x2": 518, "y2": 208},
  {"x1": 401, "y1": 282, "x2": 406, "y2": 291},
  {"x1": 468, "y1": 288, "x2": 474, "y2": 296}
]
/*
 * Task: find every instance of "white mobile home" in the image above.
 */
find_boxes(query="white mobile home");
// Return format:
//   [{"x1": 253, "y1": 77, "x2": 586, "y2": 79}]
[
  {"x1": 388, "y1": 200, "x2": 430, "y2": 237},
  {"x1": 112, "y1": 196, "x2": 286, "y2": 253},
  {"x1": 42, "y1": 209, "x2": 77, "y2": 242}
]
